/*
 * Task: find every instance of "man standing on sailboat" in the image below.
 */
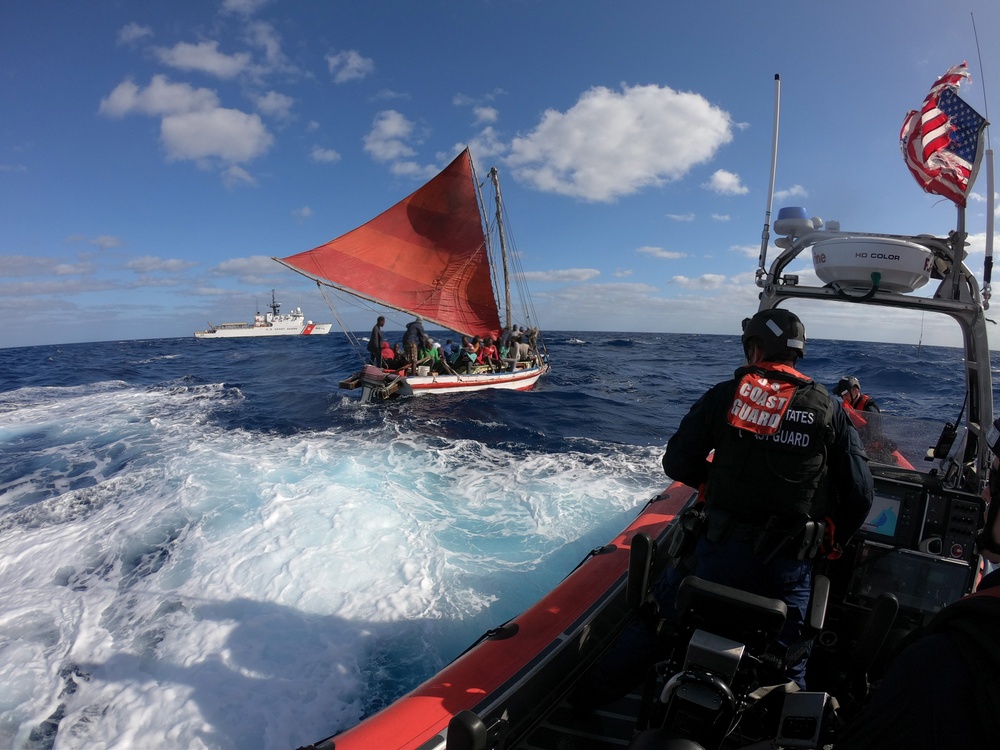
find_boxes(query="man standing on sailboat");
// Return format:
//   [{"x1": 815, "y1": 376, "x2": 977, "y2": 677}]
[
  {"x1": 368, "y1": 316, "x2": 385, "y2": 365},
  {"x1": 403, "y1": 317, "x2": 425, "y2": 374}
]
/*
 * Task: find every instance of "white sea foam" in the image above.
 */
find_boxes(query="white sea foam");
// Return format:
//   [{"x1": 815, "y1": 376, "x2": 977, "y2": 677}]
[{"x1": 0, "y1": 381, "x2": 661, "y2": 749}]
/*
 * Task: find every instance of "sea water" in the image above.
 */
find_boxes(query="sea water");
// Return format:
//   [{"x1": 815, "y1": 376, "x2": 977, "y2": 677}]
[{"x1": 0, "y1": 332, "x2": 981, "y2": 749}]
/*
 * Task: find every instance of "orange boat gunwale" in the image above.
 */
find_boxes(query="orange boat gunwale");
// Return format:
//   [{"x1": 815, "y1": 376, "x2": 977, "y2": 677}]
[{"x1": 311, "y1": 482, "x2": 696, "y2": 750}]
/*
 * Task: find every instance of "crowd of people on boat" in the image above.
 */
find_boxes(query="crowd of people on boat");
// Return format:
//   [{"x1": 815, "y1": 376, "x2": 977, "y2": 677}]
[{"x1": 366, "y1": 315, "x2": 542, "y2": 376}]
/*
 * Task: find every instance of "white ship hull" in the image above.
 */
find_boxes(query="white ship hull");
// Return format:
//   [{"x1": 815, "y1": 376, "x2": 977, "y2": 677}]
[
  {"x1": 194, "y1": 291, "x2": 332, "y2": 339},
  {"x1": 195, "y1": 321, "x2": 332, "y2": 338}
]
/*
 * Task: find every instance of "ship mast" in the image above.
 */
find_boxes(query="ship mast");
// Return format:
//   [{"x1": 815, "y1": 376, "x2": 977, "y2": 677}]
[{"x1": 489, "y1": 167, "x2": 513, "y2": 329}]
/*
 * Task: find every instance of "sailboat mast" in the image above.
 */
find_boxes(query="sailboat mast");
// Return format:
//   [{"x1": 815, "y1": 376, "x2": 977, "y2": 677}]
[{"x1": 489, "y1": 167, "x2": 513, "y2": 329}]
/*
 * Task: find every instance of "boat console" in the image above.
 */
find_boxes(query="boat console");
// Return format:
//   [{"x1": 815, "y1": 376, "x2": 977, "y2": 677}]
[
  {"x1": 848, "y1": 471, "x2": 982, "y2": 608},
  {"x1": 816, "y1": 468, "x2": 985, "y2": 671}
]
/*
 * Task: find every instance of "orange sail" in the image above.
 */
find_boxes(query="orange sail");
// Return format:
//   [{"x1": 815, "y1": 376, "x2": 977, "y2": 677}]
[{"x1": 277, "y1": 149, "x2": 502, "y2": 337}]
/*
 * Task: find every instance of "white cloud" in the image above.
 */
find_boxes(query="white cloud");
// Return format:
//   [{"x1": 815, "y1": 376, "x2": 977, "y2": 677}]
[
  {"x1": 614, "y1": 268, "x2": 634, "y2": 278},
  {"x1": 506, "y1": 83, "x2": 733, "y2": 202},
  {"x1": 254, "y1": 90, "x2": 294, "y2": 118},
  {"x1": 293, "y1": 207, "x2": 313, "y2": 221},
  {"x1": 519, "y1": 268, "x2": 601, "y2": 282},
  {"x1": 53, "y1": 262, "x2": 96, "y2": 276},
  {"x1": 221, "y1": 0, "x2": 271, "y2": 13},
  {"x1": 732, "y1": 243, "x2": 762, "y2": 259},
  {"x1": 473, "y1": 106, "x2": 498, "y2": 124},
  {"x1": 667, "y1": 213, "x2": 696, "y2": 222},
  {"x1": 154, "y1": 41, "x2": 252, "y2": 79},
  {"x1": 244, "y1": 21, "x2": 291, "y2": 72},
  {"x1": 774, "y1": 184, "x2": 808, "y2": 202},
  {"x1": 703, "y1": 169, "x2": 748, "y2": 195},
  {"x1": 117, "y1": 23, "x2": 152, "y2": 46},
  {"x1": 311, "y1": 146, "x2": 341, "y2": 164},
  {"x1": 2, "y1": 255, "x2": 56, "y2": 276},
  {"x1": 126, "y1": 256, "x2": 198, "y2": 273},
  {"x1": 466, "y1": 126, "x2": 506, "y2": 161},
  {"x1": 211, "y1": 255, "x2": 286, "y2": 284},
  {"x1": 712, "y1": 213, "x2": 730, "y2": 222},
  {"x1": 364, "y1": 110, "x2": 417, "y2": 162},
  {"x1": 161, "y1": 109, "x2": 273, "y2": 164},
  {"x1": 669, "y1": 273, "x2": 730, "y2": 289},
  {"x1": 90, "y1": 236, "x2": 122, "y2": 249},
  {"x1": 99, "y1": 75, "x2": 220, "y2": 118},
  {"x1": 637, "y1": 246, "x2": 686, "y2": 260},
  {"x1": 101, "y1": 76, "x2": 273, "y2": 170},
  {"x1": 222, "y1": 165, "x2": 256, "y2": 188},
  {"x1": 327, "y1": 49, "x2": 374, "y2": 83}
]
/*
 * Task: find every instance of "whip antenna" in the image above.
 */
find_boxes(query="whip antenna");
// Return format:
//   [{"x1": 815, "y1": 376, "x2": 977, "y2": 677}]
[
  {"x1": 972, "y1": 12, "x2": 994, "y2": 307},
  {"x1": 757, "y1": 74, "x2": 781, "y2": 286}
]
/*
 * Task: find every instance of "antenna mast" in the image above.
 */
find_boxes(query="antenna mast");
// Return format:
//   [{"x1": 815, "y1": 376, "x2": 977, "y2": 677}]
[
  {"x1": 972, "y1": 12, "x2": 993, "y2": 308},
  {"x1": 757, "y1": 74, "x2": 781, "y2": 286}
]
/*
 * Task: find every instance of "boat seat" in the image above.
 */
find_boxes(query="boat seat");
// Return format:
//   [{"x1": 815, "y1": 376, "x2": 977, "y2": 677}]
[{"x1": 675, "y1": 576, "x2": 787, "y2": 653}]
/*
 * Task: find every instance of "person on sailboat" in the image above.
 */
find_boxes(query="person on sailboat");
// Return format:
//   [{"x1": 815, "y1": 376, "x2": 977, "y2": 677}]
[
  {"x1": 451, "y1": 337, "x2": 478, "y2": 374},
  {"x1": 368, "y1": 316, "x2": 385, "y2": 365},
  {"x1": 498, "y1": 326, "x2": 512, "y2": 352},
  {"x1": 380, "y1": 339, "x2": 395, "y2": 368},
  {"x1": 480, "y1": 337, "x2": 501, "y2": 371},
  {"x1": 836, "y1": 375, "x2": 879, "y2": 413},
  {"x1": 573, "y1": 309, "x2": 873, "y2": 709},
  {"x1": 403, "y1": 317, "x2": 426, "y2": 374},
  {"x1": 836, "y1": 375, "x2": 892, "y2": 462}
]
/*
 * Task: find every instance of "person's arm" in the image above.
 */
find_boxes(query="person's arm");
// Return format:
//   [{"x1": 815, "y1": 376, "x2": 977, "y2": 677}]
[
  {"x1": 826, "y1": 402, "x2": 875, "y2": 544},
  {"x1": 661, "y1": 385, "x2": 723, "y2": 489}
]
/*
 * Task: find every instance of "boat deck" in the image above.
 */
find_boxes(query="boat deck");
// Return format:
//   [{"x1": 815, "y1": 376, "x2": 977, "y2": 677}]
[{"x1": 514, "y1": 693, "x2": 640, "y2": 750}]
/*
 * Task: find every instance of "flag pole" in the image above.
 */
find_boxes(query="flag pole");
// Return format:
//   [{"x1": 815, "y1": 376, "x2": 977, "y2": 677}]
[{"x1": 757, "y1": 74, "x2": 780, "y2": 286}]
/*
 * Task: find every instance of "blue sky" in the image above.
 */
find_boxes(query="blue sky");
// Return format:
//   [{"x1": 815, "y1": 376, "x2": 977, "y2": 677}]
[{"x1": 3, "y1": 0, "x2": 1000, "y2": 349}]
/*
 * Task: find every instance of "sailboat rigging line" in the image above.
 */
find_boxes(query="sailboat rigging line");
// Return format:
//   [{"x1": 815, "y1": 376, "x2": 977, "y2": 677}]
[
  {"x1": 316, "y1": 283, "x2": 366, "y2": 365},
  {"x1": 471, "y1": 155, "x2": 547, "y2": 358},
  {"x1": 493, "y1": 200, "x2": 549, "y2": 359}
]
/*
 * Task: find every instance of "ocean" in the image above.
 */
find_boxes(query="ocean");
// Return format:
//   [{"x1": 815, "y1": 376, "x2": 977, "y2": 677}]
[{"x1": 0, "y1": 331, "x2": 984, "y2": 750}]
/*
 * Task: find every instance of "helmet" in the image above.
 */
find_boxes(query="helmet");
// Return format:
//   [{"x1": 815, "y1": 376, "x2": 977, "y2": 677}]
[
  {"x1": 741, "y1": 309, "x2": 806, "y2": 360},
  {"x1": 836, "y1": 375, "x2": 860, "y2": 397}
]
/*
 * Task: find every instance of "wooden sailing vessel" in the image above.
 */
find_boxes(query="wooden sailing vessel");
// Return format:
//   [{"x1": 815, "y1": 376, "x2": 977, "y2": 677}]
[{"x1": 274, "y1": 149, "x2": 549, "y2": 402}]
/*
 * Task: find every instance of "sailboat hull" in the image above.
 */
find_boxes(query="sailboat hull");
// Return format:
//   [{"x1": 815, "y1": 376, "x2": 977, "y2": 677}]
[{"x1": 348, "y1": 364, "x2": 550, "y2": 402}]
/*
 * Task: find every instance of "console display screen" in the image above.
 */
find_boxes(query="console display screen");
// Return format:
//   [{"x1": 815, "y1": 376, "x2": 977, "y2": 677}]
[
  {"x1": 861, "y1": 495, "x2": 900, "y2": 540},
  {"x1": 849, "y1": 546, "x2": 970, "y2": 613}
]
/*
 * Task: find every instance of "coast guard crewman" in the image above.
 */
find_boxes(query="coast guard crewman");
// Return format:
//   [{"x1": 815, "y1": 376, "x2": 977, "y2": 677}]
[
  {"x1": 658, "y1": 308, "x2": 873, "y2": 685},
  {"x1": 574, "y1": 309, "x2": 873, "y2": 708}
]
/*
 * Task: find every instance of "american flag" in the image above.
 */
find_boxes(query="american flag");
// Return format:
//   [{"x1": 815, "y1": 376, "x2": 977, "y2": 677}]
[{"x1": 900, "y1": 63, "x2": 988, "y2": 207}]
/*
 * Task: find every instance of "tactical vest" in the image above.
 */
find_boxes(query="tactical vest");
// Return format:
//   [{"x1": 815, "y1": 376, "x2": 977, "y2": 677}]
[
  {"x1": 706, "y1": 363, "x2": 836, "y2": 521},
  {"x1": 850, "y1": 393, "x2": 875, "y2": 411}
]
